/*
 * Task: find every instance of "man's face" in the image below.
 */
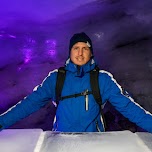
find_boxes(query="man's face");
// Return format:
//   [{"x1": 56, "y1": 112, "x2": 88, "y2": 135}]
[{"x1": 70, "y1": 42, "x2": 92, "y2": 66}]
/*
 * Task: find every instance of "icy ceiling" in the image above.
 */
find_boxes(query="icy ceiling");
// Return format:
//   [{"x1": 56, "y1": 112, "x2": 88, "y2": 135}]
[
  {"x1": 0, "y1": 0, "x2": 152, "y2": 67},
  {"x1": 0, "y1": 0, "x2": 96, "y2": 21},
  {"x1": 0, "y1": 0, "x2": 152, "y2": 131}
]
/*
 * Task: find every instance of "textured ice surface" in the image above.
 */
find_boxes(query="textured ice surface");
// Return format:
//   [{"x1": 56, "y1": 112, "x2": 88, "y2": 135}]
[
  {"x1": 40, "y1": 131, "x2": 152, "y2": 152},
  {"x1": 0, "y1": 129, "x2": 152, "y2": 152},
  {"x1": 137, "y1": 132, "x2": 152, "y2": 151}
]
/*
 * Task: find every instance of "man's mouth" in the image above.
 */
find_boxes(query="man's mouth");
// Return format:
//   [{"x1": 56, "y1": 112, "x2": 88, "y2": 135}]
[{"x1": 76, "y1": 57, "x2": 84, "y2": 61}]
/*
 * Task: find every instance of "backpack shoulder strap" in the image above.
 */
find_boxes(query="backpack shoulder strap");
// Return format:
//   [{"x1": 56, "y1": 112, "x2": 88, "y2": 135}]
[
  {"x1": 90, "y1": 66, "x2": 106, "y2": 130},
  {"x1": 90, "y1": 66, "x2": 102, "y2": 105},
  {"x1": 55, "y1": 67, "x2": 66, "y2": 105}
]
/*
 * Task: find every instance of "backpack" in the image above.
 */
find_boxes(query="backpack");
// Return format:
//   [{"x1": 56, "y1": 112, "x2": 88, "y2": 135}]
[{"x1": 55, "y1": 66, "x2": 106, "y2": 129}]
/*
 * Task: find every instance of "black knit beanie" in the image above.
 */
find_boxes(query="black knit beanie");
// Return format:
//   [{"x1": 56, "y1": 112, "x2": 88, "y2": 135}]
[{"x1": 69, "y1": 32, "x2": 93, "y2": 55}]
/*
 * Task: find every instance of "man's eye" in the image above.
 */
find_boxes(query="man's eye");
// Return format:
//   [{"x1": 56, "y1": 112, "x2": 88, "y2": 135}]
[
  {"x1": 84, "y1": 47, "x2": 89, "y2": 50},
  {"x1": 73, "y1": 47, "x2": 78, "y2": 50}
]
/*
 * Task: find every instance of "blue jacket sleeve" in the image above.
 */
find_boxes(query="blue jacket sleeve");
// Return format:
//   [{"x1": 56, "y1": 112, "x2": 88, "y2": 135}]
[
  {"x1": 0, "y1": 71, "x2": 57, "y2": 130},
  {"x1": 100, "y1": 71, "x2": 152, "y2": 133}
]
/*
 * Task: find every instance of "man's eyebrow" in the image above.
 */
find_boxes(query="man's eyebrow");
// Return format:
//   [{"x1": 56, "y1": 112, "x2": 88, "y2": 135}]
[{"x1": 83, "y1": 46, "x2": 90, "y2": 48}]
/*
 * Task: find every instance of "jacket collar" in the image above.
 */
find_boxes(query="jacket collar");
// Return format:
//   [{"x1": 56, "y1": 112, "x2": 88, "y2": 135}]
[{"x1": 65, "y1": 58, "x2": 96, "y2": 77}]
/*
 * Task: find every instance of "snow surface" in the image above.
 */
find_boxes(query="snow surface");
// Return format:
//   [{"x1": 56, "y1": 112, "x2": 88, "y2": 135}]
[
  {"x1": 0, "y1": 129, "x2": 152, "y2": 152},
  {"x1": 40, "y1": 131, "x2": 152, "y2": 152}
]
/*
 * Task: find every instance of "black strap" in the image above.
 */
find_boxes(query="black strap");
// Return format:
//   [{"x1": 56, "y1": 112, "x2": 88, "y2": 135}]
[
  {"x1": 90, "y1": 66, "x2": 106, "y2": 130},
  {"x1": 60, "y1": 90, "x2": 92, "y2": 101},
  {"x1": 55, "y1": 67, "x2": 66, "y2": 105},
  {"x1": 56, "y1": 66, "x2": 102, "y2": 105},
  {"x1": 90, "y1": 66, "x2": 102, "y2": 105}
]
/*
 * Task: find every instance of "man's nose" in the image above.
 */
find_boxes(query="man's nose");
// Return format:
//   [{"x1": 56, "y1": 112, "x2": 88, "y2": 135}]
[{"x1": 78, "y1": 48, "x2": 83, "y2": 55}]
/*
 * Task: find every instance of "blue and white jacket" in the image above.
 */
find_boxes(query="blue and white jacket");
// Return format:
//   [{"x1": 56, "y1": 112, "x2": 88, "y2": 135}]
[{"x1": 0, "y1": 58, "x2": 152, "y2": 132}]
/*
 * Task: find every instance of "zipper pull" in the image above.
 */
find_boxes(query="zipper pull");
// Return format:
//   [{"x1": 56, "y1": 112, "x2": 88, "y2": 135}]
[{"x1": 85, "y1": 90, "x2": 89, "y2": 111}]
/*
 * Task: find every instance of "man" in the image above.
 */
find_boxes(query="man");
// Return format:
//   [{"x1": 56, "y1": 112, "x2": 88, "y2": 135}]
[{"x1": 0, "y1": 32, "x2": 152, "y2": 132}]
